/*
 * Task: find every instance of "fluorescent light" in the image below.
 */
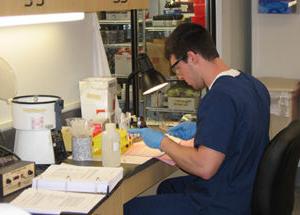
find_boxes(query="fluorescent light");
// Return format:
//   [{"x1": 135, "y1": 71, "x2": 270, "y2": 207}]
[{"x1": 0, "y1": 12, "x2": 85, "y2": 27}]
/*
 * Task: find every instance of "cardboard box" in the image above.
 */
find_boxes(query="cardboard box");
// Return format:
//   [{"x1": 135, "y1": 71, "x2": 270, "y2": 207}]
[
  {"x1": 146, "y1": 39, "x2": 172, "y2": 78},
  {"x1": 106, "y1": 11, "x2": 130, "y2": 20},
  {"x1": 168, "y1": 97, "x2": 199, "y2": 111},
  {"x1": 79, "y1": 77, "x2": 117, "y2": 121},
  {"x1": 258, "y1": 77, "x2": 300, "y2": 139},
  {"x1": 115, "y1": 54, "x2": 132, "y2": 77}
]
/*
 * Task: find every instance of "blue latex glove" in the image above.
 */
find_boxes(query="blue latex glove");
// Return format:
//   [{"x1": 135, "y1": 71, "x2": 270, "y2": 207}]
[
  {"x1": 167, "y1": 121, "x2": 196, "y2": 140},
  {"x1": 128, "y1": 128, "x2": 164, "y2": 149}
]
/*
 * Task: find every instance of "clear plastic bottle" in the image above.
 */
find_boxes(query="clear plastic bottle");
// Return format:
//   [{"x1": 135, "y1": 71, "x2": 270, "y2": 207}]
[{"x1": 102, "y1": 123, "x2": 121, "y2": 167}]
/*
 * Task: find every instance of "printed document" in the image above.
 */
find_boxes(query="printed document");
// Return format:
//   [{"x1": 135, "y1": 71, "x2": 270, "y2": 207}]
[{"x1": 11, "y1": 188, "x2": 104, "y2": 214}]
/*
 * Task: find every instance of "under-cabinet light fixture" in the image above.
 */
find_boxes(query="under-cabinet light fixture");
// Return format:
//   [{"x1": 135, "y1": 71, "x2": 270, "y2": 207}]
[{"x1": 0, "y1": 12, "x2": 85, "y2": 27}]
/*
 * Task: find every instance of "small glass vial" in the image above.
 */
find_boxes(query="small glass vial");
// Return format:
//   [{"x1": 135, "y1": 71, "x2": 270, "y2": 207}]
[{"x1": 102, "y1": 123, "x2": 121, "y2": 167}]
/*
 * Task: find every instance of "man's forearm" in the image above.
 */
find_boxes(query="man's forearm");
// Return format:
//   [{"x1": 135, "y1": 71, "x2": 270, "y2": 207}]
[{"x1": 160, "y1": 137, "x2": 225, "y2": 180}]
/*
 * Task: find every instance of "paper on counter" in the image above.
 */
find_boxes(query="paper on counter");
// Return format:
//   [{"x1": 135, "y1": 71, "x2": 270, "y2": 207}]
[
  {"x1": 120, "y1": 141, "x2": 164, "y2": 165},
  {"x1": 11, "y1": 188, "x2": 104, "y2": 215},
  {"x1": 124, "y1": 141, "x2": 165, "y2": 157},
  {"x1": 121, "y1": 155, "x2": 152, "y2": 165},
  {"x1": 121, "y1": 137, "x2": 195, "y2": 166}
]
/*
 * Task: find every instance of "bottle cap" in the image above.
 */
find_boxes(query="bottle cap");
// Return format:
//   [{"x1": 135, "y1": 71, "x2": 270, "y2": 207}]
[{"x1": 105, "y1": 123, "x2": 116, "y2": 131}]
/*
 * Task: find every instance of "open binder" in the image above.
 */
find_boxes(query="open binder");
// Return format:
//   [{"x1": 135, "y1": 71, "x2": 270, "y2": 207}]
[
  {"x1": 11, "y1": 188, "x2": 105, "y2": 215},
  {"x1": 11, "y1": 164, "x2": 123, "y2": 214},
  {"x1": 32, "y1": 164, "x2": 123, "y2": 194}
]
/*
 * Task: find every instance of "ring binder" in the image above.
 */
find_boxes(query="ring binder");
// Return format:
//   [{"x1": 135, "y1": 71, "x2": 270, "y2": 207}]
[
  {"x1": 65, "y1": 175, "x2": 71, "y2": 192},
  {"x1": 11, "y1": 164, "x2": 123, "y2": 214},
  {"x1": 106, "y1": 184, "x2": 109, "y2": 196},
  {"x1": 35, "y1": 177, "x2": 39, "y2": 190},
  {"x1": 94, "y1": 177, "x2": 110, "y2": 195},
  {"x1": 31, "y1": 164, "x2": 123, "y2": 195},
  {"x1": 95, "y1": 177, "x2": 100, "y2": 193},
  {"x1": 11, "y1": 188, "x2": 105, "y2": 214}
]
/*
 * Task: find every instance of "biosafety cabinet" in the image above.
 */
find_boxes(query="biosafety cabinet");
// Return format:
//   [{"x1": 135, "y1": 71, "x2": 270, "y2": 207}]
[{"x1": 258, "y1": 77, "x2": 300, "y2": 139}]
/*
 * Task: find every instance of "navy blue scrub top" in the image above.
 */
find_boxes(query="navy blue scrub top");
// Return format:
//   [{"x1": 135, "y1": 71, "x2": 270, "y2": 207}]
[{"x1": 186, "y1": 72, "x2": 270, "y2": 215}]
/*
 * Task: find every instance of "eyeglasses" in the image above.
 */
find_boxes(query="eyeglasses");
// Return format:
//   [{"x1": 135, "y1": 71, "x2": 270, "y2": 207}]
[{"x1": 170, "y1": 54, "x2": 187, "y2": 74}]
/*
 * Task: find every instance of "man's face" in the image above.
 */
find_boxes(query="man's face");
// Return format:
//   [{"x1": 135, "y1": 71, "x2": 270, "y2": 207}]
[{"x1": 170, "y1": 54, "x2": 205, "y2": 90}]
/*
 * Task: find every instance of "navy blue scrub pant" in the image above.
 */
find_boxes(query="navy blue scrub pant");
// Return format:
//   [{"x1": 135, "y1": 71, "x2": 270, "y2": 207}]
[{"x1": 123, "y1": 175, "x2": 199, "y2": 215}]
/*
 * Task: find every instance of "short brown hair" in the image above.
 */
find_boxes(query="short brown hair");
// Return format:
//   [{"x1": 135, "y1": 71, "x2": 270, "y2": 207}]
[{"x1": 165, "y1": 23, "x2": 219, "y2": 61}]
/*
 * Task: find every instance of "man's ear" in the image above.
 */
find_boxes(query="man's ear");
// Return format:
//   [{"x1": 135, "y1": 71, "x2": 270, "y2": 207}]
[{"x1": 187, "y1": 50, "x2": 199, "y2": 64}]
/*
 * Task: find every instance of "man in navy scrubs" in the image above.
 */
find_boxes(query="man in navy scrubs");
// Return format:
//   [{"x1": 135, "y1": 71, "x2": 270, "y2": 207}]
[{"x1": 124, "y1": 23, "x2": 270, "y2": 215}]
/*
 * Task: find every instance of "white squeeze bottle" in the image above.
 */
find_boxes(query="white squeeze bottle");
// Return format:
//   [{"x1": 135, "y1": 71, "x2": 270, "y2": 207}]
[{"x1": 102, "y1": 123, "x2": 121, "y2": 167}]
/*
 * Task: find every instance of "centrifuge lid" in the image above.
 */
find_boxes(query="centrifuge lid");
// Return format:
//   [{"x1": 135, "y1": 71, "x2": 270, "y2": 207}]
[{"x1": 0, "y1": 57, "x2": 17, "y2": 101}]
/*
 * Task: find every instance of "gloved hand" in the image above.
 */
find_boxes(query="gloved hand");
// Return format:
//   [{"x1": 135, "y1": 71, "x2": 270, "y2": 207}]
[
  {"x1": 167, "y1": 121, "x2": 196, "y2": 140},
  {"x1": 128, "y1": 128, "x2": 164, "y2": 149}
]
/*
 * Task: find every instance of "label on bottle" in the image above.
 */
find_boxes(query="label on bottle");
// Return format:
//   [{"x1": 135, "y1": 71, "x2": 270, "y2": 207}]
[{"x1": 113, "y1": 142, "x2": 119, "y2": 152}]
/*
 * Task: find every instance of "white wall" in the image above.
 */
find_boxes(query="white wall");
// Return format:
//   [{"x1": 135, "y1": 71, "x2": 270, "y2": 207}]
[
  {"x1": 0, "y1": 14, "x2": 101, "y2": 129},
  {"x1": 216, "y1": 0, "x2": 251, "y2": 73},
  {"x1": 252, "y1": 0, "x2": 300, "y2": 79}
]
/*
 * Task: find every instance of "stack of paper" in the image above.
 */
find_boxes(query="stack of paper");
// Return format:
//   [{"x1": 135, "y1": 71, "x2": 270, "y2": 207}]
[{"x1": 122, "y1": 141, "x2": 164, "y2": 164}]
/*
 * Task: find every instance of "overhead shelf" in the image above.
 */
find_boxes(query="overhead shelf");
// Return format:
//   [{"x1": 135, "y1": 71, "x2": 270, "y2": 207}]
[
  {"x1": 145, "y1": 107, "x2": 196, "y2": 114},
  {"x1": 0, "y1": 0, "x2": 149, "y2": 16},
  {"x1": 99, "y1": 19, "x2": 144, "y2": 25},
  {"x1": 104, "y1": 43, "x2": 144, "y2": 48},
  {"x1": 145, "y1": 26, "x2": 176, "y2": 32}
]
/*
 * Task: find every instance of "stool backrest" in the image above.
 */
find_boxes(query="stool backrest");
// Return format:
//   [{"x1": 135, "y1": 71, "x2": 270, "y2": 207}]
[{"x1": 252, "y1": 120, "x2": 300, "y2": 215}]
